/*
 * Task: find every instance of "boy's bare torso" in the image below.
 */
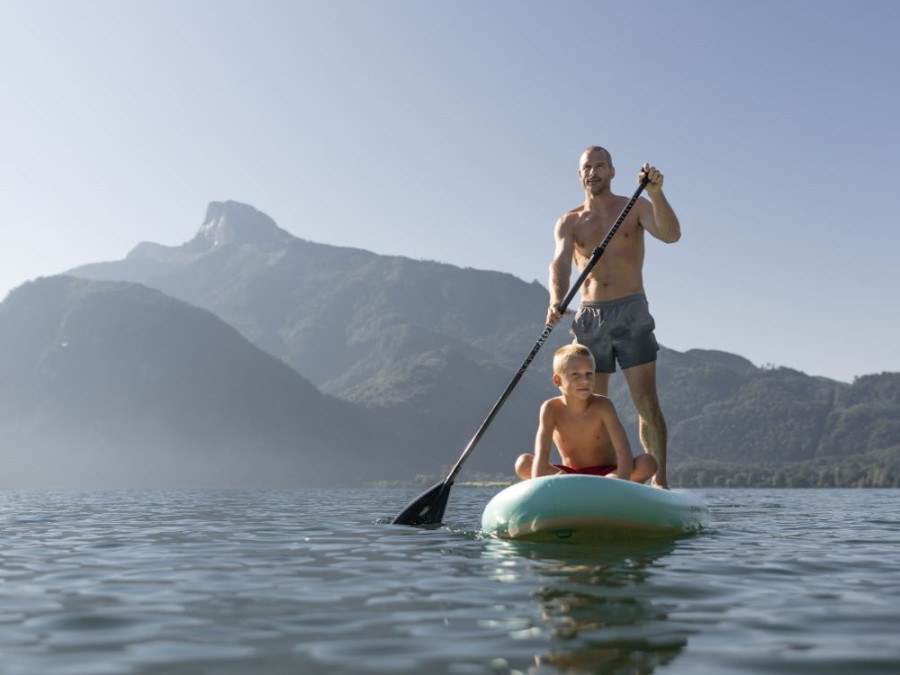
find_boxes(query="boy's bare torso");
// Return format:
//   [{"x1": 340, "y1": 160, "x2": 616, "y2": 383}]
[{"x1": 548, "y1": 395, "x2": 616, "y2": 468}]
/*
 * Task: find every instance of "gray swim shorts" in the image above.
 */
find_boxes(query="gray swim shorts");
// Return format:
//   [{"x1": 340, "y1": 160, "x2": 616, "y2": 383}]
[{"x1": 570, "y1": 293, "x2": 659, "y2": 373}]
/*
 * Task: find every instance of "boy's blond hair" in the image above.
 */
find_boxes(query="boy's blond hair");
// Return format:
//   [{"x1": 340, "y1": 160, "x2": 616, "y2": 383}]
[{"x1": 552, "y1": 343, "x2": 595, "y2": 375}]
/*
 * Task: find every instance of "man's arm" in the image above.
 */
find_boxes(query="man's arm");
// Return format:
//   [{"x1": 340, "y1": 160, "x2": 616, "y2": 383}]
[
  {"x1": 547, "y1": 215, "x2": 574, "y2": 325},
  {"x1": 532, "y1": 401, "x2": 558, "y2": 478},
  {"x1": 638, "y1": 165, "x2": 681, "y2": 244}
]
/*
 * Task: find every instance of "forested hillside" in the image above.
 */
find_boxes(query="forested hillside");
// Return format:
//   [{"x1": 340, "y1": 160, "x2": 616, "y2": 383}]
[
  {"x1": 0, "y1": 277, "x2": 418, "y2": 488},
  {"x1": 48, "y1": 200, "x2": 900, "y2": 487}
]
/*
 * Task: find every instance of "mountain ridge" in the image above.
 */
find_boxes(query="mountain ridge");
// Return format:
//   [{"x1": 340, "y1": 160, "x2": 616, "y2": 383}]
[
  {"x1": 0, "y1": 276, "x2": 420, "y2": 488},
  {"x1": 37, "y1": 199, "x2": 899, "y2": 487}
]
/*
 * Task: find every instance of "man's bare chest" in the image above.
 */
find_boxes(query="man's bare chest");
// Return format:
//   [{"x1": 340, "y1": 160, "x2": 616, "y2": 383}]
[{"x1": 572, "y1": 210, "x2": 642, "y2": 254}]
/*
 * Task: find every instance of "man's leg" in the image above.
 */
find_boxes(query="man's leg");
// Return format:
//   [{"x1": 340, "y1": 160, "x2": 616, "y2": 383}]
[
  {"x1": 622, "y1": 361, "x2": 668, "y2": 488},
  {"x1": 590, "y1": 371, "x2": 614, "y2": 451},
  {"x1": 592, "y1": 372, "x2": 611, "y2": 396}
]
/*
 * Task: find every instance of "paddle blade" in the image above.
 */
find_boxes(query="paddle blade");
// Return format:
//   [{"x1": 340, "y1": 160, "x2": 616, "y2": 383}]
[{"x1": 391, "y1": 481, "x2": 451, "y2": 526}]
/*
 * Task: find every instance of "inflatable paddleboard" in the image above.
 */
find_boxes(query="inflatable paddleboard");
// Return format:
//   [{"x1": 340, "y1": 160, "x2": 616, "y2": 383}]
[{"x1": 481, "y1": 475, "x2": 710, "y2": 542}]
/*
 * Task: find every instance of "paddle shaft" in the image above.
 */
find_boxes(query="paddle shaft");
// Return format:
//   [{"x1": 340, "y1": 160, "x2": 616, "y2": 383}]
[{"x1": 392, "y1": 176, "x2": 649, "y2": 525}]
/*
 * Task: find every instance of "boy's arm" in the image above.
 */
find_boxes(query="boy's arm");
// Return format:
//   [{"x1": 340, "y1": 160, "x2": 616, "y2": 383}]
[
  {"x1": 532, "y1": 400, "x2": 558, "y2": 478},
  {"x1": 601, "y1": 399, "x2": 633, "y2": 480}
]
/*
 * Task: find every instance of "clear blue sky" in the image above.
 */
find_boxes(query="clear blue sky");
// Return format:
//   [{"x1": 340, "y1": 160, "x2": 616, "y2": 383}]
[{"x1": 2, "y1": 0, "x2": 898, "y2": 382}]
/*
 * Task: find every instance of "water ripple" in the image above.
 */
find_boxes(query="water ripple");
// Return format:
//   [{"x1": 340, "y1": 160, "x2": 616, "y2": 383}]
[{"x1": 0, "y1": 488, "x2": 898, "y2": 673}]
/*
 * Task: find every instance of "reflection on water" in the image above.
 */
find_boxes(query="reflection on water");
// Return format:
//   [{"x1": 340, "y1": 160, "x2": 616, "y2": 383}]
[
  {"x1": 484, "y1": 537, "x2": 686, "y2": 674},
  {"x1": 1, "y1": 488, "x2": 897, "y2": 674}
]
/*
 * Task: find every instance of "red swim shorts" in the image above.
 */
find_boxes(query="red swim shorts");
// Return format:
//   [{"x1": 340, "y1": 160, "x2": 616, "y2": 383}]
[{"x1": 551, "y1": 464, "x2": 617, "y2": 476}]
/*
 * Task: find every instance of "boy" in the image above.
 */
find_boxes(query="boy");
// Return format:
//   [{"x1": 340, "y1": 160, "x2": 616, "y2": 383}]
[{"x1": 515, "y1": 343, "x2": 658, "y2": 483}]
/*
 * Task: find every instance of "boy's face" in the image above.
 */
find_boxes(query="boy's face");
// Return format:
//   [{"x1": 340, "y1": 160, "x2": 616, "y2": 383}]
[{"x1": 552, "y1": 355, "x2": 595, "y2": 399}]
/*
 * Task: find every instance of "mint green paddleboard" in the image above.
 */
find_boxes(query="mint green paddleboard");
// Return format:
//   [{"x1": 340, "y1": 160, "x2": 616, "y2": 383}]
[{"x1": 481, "y1": 474, "x2": 710, "y2": 541}]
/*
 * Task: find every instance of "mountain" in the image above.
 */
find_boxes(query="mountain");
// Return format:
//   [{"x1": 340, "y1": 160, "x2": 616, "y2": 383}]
[
  {"x1": 68, "y1": 201, "x2": 570, "y2": 476},
  {"x1": 62, "y1": 201, "x2": 900, "y2": 487},
  {"x1": 662, "y1": 366, "x2": 900, "y2": 487},
  {"x1": 0, "y1": 276, "x2": 418, "y2": 488}
]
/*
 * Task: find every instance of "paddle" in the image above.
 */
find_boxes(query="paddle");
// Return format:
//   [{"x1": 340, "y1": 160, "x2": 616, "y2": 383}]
[{"x1": 391, "y1": 174, "x2": 650, "y2": 526}]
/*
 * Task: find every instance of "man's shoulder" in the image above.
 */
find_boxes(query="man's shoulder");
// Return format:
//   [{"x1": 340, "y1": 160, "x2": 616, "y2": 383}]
[{"x1": 556, "y1": 205, "x2": 585, "y2": 231}]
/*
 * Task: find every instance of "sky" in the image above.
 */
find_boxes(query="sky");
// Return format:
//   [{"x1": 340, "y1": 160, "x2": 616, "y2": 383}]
[{"x1": 1, "y1": 0, "x2": 898, "y2": 383}]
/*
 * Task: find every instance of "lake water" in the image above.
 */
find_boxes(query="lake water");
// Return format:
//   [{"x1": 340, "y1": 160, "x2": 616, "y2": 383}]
[{"x1": 0, "y1": 487, "x2": 897, "y2": 674}]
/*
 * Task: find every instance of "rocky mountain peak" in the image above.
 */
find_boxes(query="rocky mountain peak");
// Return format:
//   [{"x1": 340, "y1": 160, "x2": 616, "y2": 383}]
[{"x1": 193, "y1": 201, "x2": 289, "y2": 248}]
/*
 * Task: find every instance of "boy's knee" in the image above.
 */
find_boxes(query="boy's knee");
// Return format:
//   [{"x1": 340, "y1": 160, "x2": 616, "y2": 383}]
[
  {"x1": 515, "y1": 453, "x2": 533, "y2": 480},
  {"x1": 633, "y1": 453, "x2": 658, "y2": 480}
]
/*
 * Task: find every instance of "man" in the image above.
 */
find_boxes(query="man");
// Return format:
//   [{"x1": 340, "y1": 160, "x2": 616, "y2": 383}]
[{"x1": 546, "y1": 146, "x2": 681, "y2": 488}]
